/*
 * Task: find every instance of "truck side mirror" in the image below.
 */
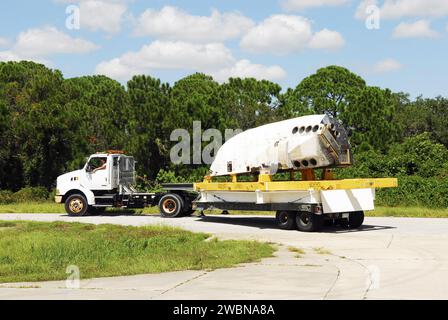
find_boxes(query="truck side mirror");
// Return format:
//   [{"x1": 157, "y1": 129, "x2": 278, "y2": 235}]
[{"x1": 86, "y1": 165, "x2": 93, "y2": 173}]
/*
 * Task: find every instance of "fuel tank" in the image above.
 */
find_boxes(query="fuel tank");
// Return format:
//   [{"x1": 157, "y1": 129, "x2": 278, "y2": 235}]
[{"x1": 210, "y1": 114, "x2": 352, "y2": 176}]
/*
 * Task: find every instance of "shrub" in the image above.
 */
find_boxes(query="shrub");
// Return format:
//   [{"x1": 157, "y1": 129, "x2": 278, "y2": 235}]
[
  {"x1": 376, "y1": 176, "x2": 448, "y2": 208},
  {"x1": 0, "y1": 190, "x2": 14, "y2": 204},
  {"x1": 337, "y1": 134, "x2": 448, "y2": 179},
  {"x1": 12, "y1": 187, "x2": 50, "y2": 203}
]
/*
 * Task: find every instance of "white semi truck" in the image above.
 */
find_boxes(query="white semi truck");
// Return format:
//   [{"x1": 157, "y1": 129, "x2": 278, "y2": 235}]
[{"x1": 55, "y1": 115, "x2": 397, "y2": 232}]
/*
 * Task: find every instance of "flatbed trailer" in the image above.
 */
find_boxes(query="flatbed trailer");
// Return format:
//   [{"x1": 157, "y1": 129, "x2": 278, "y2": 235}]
[{"x1": 156, "y1": 175, "x2": 397, "y2": 232}]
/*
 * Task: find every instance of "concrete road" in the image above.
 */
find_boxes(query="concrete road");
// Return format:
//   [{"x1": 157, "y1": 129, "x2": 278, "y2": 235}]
[{"x1": 1, "y1": 213, "x2": 448, "y2": 300}]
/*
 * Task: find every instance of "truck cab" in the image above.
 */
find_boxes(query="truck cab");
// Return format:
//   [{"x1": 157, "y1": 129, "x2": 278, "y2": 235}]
[
  {"x1": 55, "y1": 151, "x2": 197, "y2": 217},
  {"x1": 55, "y1": 151, "x2": 149, "y2": 215}
]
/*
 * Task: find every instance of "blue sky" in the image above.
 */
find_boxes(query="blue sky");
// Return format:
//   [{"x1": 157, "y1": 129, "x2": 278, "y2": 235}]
[{"x1": 0, "y1": 0, "x2": 447, "y2": 98}]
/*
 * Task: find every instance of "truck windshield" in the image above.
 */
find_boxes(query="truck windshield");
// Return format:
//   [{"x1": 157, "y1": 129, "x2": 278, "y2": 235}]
[{"x1": 119, "y1": 157, "x2": 134, "y2": 172}]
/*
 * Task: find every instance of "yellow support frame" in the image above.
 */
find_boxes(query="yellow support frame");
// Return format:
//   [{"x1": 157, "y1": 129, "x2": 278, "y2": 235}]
[{"x1": 195, "y1": 177, "x2": 398, "y2": 192}]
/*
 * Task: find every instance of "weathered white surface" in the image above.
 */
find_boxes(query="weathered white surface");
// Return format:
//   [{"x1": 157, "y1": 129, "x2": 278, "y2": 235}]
[
  {"x1": 321, "y1": 189, "x2": 375, "y2": 213},
  {"x1": 1, "y1": 214, "x2": 448, "y2": 300},
  {"x1": 210, "y1": 114, "x2": 347, "y2": 176}
]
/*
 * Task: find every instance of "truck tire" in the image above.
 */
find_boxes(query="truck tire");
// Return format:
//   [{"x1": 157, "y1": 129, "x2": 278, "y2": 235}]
[
  {"x1": 65, "y1": 194, "x2": 89, "y2": 217},
  {"x1": 182, "y1": 197, "x2": 195, "y2": 216},
  {"x1": 348, "y1": 211, "x2": 364, "y2": 229},
  {"x1": 296, "y1": 211, "x2": 323, "y2": 232},
  {"x1": 159, "y1": 193, "x2": 184, "y2": 218},
  {"x1": 276, "y1": 211, "x2": 297, "y2": 230}
]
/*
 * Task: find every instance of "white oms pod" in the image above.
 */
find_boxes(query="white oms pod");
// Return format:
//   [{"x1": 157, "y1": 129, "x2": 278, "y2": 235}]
[{"x1": 210, "y1": 114, "x2": 352, "y2": 176}]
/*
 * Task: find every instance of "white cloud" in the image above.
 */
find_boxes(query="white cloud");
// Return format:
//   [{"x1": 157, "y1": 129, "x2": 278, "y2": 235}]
[
  {"x1": 95, "y1": 41, "x2": 235, "y2": 80},
  {"x1": 372, "y1": 58, "x2": 403, "y2": 73},
  {"x1": 393, "y1": 20, "x2": 439, "y2": 38},
  {"x1": 240, "y1": 15, "x2": 344, "y2": 54},
  {"x1": 0, "y1": 38, "x2": 10, "y2": 47},
  {"x1": 13, "y1": 26, "x2": 99, "y2": 56},
  {"x1": 212, "y1": 59, "x2": 287, "y2": 82},
  {"x1": 95, "y1": 57, "x2": 137, "y2": 80},
  {"x1": 308, "y1": 28, "x2": 345, "y2": 49},
  {"x1": 134, "y1": 6, "x2": 254, "y2": 42},
  {"x1": 79, "y1": 0, "x2": 127, "y2": 33},
  {"x1": 241, "y1": 15, "x2": 312, "y2": 54},
  {"x1": 95, "y1": 41, "x2": 286, "y2": 82},
  {"x1": 57, "y1": 0, "x2": 128, "y2": 33},
  {"x1": 282, "y1": 0, "x2": 350, "y2": 12},
  {"x1": 356, "y1": 0, "x2": 448, "y2": 20},
  {"x1": 0, "y1": 26, "x2": 98, "y2": 63}
]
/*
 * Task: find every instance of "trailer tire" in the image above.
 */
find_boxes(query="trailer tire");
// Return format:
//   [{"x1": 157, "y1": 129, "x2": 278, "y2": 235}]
[
  {"x1": 348, "y1": 211, "x2": 364, "y2": 229},
  {"x1": 296, "y1": 212, "x2": 323, "y2": 232},
  {"x1": 276, "y1": 211, "x2": 297, "y2": 230},
  {"x1": 181, "y1": 197, "x2": 194, "y2": 216},
  {"x1": 159, "y1": 193, "x2": 184, "y2": 218},
  {"x1": 65, "y1": 194, "x2": 89, "y2": 217}
]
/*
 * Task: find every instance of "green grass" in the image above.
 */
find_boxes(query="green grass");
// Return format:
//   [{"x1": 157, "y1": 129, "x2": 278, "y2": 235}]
[
  {"x1": 365, "y1": 206, "x2": 448, "y2": 218},
  {"x1": 0, "y1": 202, "x2": 65, "y2": 213},
  {"x1": 0, "y1": 220, "x2": 274, "y2": 283},
  {"x1": 1, "y1": 202, "x2": 448, "y2": 218}
]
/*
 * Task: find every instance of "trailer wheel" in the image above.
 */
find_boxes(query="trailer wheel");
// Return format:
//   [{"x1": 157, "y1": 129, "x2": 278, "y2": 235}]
[
  {"x1": 65, "y1": 194, "x2": 89, "y2": 217},
  {"x1": 182, "y1": 197, "x2": 195, "y2": 216},
  {"x1": 276, "y1": 211, "x2": 297, "y2": 230},
  {"x1": 296, "y1": 212, "x2": 323, "y2": 232},
  {"x1": 348, "y1": 211, "x2": 364, "y2": 229},
  {"x1": 159, "y1": 193, "x2": 184, "y2": 218}
]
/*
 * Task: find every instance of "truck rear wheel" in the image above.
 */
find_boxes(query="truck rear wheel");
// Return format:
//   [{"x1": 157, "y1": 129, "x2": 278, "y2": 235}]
[
  {"x1": 65, "y1": 194, "x2": 89, "y2": 217},
  {"x1": 296, "y1": 212, "x2": 323, "y2": 232},
  {"x1": 348, "y1": 211, "x2": 364, "y2": 228},
  {"x1": 159, "y1": 193, "x2": 184, "y2": 218},
  {"x1": 276, "y1": 211, "x2": 297, "y2": 230}
]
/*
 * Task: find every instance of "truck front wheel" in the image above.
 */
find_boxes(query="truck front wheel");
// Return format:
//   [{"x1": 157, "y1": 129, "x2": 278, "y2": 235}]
[
  {"x1": 276, "y1": 211, "x2": 297, "y2": 230},
  {"x1": 296, "y1": 212, "x2": 323, "y2": 232},
  {"x1": 159, "y1": 193, "x2": 184, "y2": 218},
  {"x1": 65, "y1": 194, "x2": 89, "y2": 217}
]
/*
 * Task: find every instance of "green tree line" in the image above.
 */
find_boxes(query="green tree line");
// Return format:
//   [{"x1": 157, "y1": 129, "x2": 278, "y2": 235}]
[{"x1": 0, "y1": 61, "x2": 447, "y2": 207}]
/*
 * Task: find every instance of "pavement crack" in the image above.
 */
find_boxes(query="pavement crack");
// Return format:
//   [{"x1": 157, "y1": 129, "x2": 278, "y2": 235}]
[
  {"x1": 158, "y1": 272, "x2": 208, "y2": 296},
  {"x1": 322, "y1": 266, "x2": 340, "y2": 300},
  {"x1": 327, "y1": 253, "x2": 372, "y2": 300},
  {"x1": 386, "y1": 234, "x2": 394, "y2": 248}
]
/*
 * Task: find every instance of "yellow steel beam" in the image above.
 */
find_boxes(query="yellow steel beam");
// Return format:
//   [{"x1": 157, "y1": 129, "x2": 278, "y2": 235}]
[{"x1": 194, "y1": 178, "x2": 398, "y2": 192}]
